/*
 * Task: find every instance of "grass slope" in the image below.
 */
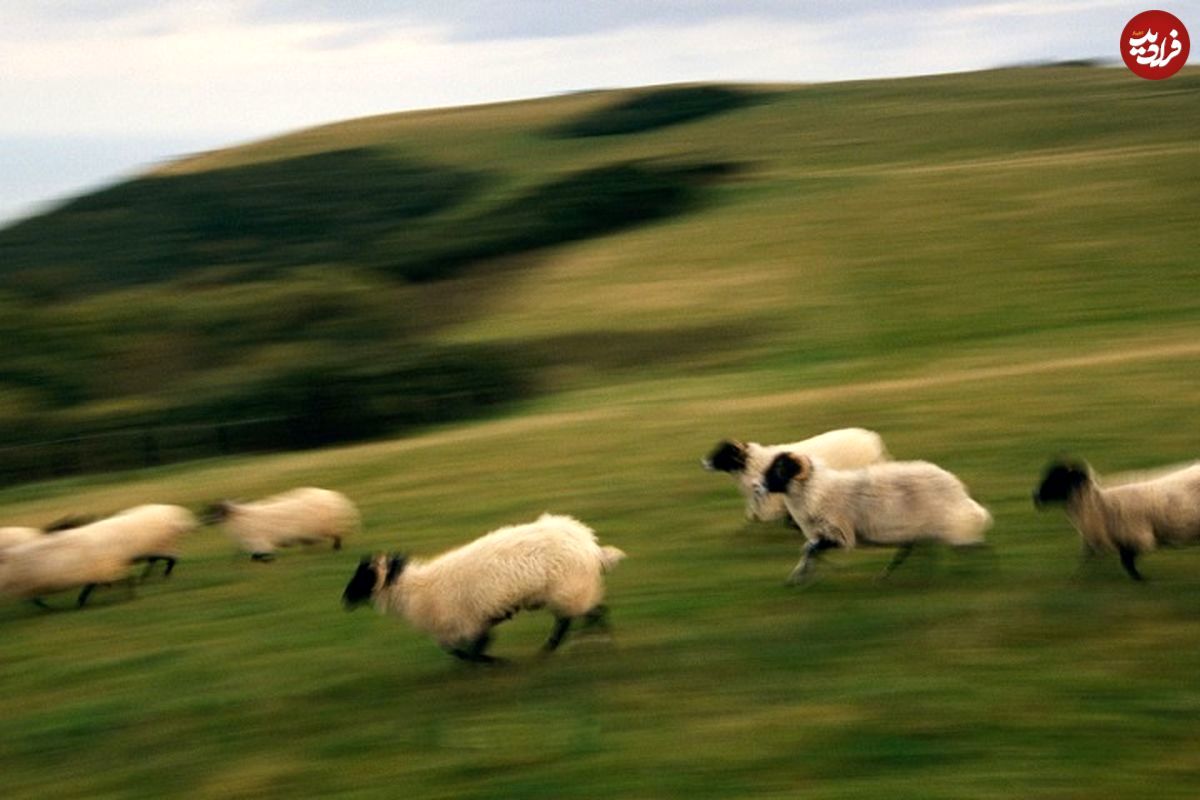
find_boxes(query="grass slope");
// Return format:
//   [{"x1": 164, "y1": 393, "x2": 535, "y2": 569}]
[{"x1": 2, "y1": 66, "x2": 1200, "y2": 798}]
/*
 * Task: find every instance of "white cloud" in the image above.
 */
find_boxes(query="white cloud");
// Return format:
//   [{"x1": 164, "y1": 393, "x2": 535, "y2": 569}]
[{"x1": 0, "y1": 5, "x2": 1121, "y2": 139}]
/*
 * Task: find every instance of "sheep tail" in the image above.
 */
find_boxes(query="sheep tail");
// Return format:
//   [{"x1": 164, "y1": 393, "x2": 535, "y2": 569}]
[
  {"x1": 973, "y1": 500, "x2": 994, "y2": 530},
  {"x1": 962, "y1": 500, "x2": 993, "y2": 542},
  {"x1": 598, "y1": 546, "x2": 626, "y2": 572}
]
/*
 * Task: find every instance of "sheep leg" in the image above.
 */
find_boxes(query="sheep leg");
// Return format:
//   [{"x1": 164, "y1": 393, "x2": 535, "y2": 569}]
[
  {"x1": 250, "y1": 552, "x2": 276, "y2": 563},
  {"x1": 77, "y1": 583, "x2": 98, "y2": 608},
  {"x1": 1118, "y1": 547, "x2": 1145, "y2": 582},
  {"x1": 30, "y1": 597, "x2": 53, "y2": 611},
  {"x1": 332, "y1": 536, "x2": 342, "y2": 551},
  {"x1": 450, "y1": 631, "x2": 501, "y2": 664},
  {"x1": 879, "y1": 544, "x2": 916, "y2": 580},
  {"x1": 139, "y1": 556, "x2": 174, "y2": 580},
  {"x1": 787, "y1": 538, "x2": 838, "y2": 585},
  {"x1": 581, "y1": 604, "x2": 611, "y2": 634},
  {"x1": 542, "y1": 617, "x2": 572, "y2": 653}
]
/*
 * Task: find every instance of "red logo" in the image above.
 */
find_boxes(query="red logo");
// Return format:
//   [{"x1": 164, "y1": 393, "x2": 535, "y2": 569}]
[{"x1": 1122, "y1": 10, "x2": 1189, "y2": 79}]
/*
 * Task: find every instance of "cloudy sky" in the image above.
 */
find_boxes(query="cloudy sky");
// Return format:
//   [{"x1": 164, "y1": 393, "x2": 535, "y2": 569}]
[{"x1": 1, "y1": 0, "x2": 1193, "y2": 223}]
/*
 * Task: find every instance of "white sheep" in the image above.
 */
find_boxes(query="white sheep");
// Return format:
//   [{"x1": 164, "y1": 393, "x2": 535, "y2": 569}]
[
  {"x1": 0, "y1": 504, "x2": 198, "y2": 608},
  {"x1": 0, "y1": 525, "x2": 136, "y2": 608},
  {"x1": 205, "y1": 487, "x2": 360, "y2": 561},
  {"x1": 342, "y1": 513, "x2": 626, "y2": 663},
  {"x1": 1033, "y1": 458, "x2": 1200, "y2": 581},
  {"x1": 96, "y1": 504, "x2": 199, "y2": 578},
  {"x1": 760, "y1": 453, "x2": 992, "y2": 583},
  {"x1": 703, "y1": 428, "x2": 890, "y2": 523}
]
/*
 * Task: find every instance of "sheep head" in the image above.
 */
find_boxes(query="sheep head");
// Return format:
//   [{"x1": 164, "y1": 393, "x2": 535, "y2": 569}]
[
  {"x1": 342, "y1": 555, "x2": 383, "y2": 609},
  {"x1": 763, "y1": 453, "x2": 813, "y2": 494},
  {"x1": 1033, "y1": 460, "x2": 1091, "y2": 508},
  {"x1": 342, "y1": 553, "x2": 407, "y2": 609},
  {"x1": 703, "y1": 440, "x2": 747, "y2": 473}
]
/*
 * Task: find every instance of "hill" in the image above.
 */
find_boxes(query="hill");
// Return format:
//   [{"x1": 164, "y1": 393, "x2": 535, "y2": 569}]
[
  {"x1": 1, "y1": 70, "x2": 1197, "y2": 483},
  {"x1": 2, "y1": 66, "x2": 1200, "y2": 797}
]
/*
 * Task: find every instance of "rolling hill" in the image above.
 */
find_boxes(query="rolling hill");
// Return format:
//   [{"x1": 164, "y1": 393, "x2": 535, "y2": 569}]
[{"x1": 2, "y1": 66, "x2": 1200, "y2": 798}]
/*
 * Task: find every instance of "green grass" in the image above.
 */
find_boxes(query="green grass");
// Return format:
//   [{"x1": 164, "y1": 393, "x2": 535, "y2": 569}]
[{"x1": 3, "y1": 65, "x2": 1200, "y2": 798}]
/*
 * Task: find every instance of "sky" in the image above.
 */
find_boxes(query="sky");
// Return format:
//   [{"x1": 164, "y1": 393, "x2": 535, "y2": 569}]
[{"x1": 1, "y1": 0, "x2": 1195, "y2": 224}]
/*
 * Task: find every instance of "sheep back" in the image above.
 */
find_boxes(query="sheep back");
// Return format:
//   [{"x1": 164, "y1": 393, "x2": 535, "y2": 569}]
[
  {"x1": 0, "y1": 527, "x2": 41, "y2": 552},
  {"x1": 98, "y1": 504, "x2": 199, "y2": 561}
]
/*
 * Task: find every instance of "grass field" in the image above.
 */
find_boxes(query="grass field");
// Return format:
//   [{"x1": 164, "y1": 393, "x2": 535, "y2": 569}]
[{"x1": 3, "y1": 66, "x2": 1200, "y2": 798}]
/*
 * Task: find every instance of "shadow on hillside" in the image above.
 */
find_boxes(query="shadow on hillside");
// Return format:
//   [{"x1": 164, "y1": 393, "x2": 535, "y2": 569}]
[
  {"x1": 0, "y1": 147, "x2": 488, "y2": 297},
  {"x1": 2, "y1": 151, "x2": 744, "y2": 296},
  {"x1": 382, "y1": 160, "x2": 743, "y2": 282},
  {"x1": 548, "y1": 86, "x2": 768, "y2": 138}
]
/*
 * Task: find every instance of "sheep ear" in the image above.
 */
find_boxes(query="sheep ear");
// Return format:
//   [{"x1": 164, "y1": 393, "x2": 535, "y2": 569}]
[
  {"x1": 385, "y1": 554, "x2": 408, "y2": 586},
  {"x1": 794, "y1": 455, "x2": 813, "y2": 481}
]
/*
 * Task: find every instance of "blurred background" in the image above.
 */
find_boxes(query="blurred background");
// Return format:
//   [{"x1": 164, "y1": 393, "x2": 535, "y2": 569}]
[{"x1": 2, "y1": 2, "x2": 1199, "y2": 798}]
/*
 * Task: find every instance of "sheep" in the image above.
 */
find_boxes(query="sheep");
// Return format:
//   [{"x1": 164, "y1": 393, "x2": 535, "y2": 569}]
[
  {"x1": 204, "y1": 487, "x2": 359, "y2": 561},
  {"x1": 0, "y1": 504, "x2": 198, "y2": 608},
  {"x1": 1033, "y1": 458, "x2": 1200, "y2": 581},
  {"x1": 760, "y1": 453, "x2": 992, "y2": 583},
  {"x1": 342, "y1": 513, "x2": 626, "y2": 663},
  {"x1": 95, "y1": 504, "x2": 199, "y2": 579},
  {"x1": 0, "y1": 525, "x2": 136, "y2": 609},
  {"x1": 704, "y1": 428, "x2": 889, "y2": 525}
]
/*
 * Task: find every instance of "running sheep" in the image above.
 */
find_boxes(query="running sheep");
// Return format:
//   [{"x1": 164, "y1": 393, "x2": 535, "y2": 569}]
[
  {"x1": 0, "y1": 504, "x2": 198, "y2": 608},
  {"x1": 760, "y1": 453, "x2": 992, "y2": 583},
  {"x1": 342, "y1": 513, "x2": 625, "y2": 663},
  {"x1": 98, "y1": 504, "x2": 199, "y2": 578},
  {"x1": 703, "y1": 428, "x2": 889, "y2": 524},
  {"x1": 0, "y1": 525, "x2": 137, "y2": 609},
  {"x1": 204, "y1": 487, "x2": 359, "y2": 561},
  {"x1": 1033, "y1": 458, "x2": 1200, "y2": 581}
]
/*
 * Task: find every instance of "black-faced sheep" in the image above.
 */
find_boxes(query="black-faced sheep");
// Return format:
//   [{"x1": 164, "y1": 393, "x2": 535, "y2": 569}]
[
  {"x1": 703, "y1": 428, "x2": 889, "y2": 524},
  {"x1": 761, "y1": 453, "x2": 992, "y2": 583},
  {"x1": 1034, "y1": 458, "x2": 1200, "y2": 581},
  {"x1": 204, "y1": 487, "x2": 359, "y2": 561},
  {"x1": 342, "y1": 513, "x2": 625, "y2": 663}
]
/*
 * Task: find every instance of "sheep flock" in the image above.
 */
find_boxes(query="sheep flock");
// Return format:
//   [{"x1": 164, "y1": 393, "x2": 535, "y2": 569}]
[{"x1": 2, "y1": 424, "x2": 1198, "y2": 665}]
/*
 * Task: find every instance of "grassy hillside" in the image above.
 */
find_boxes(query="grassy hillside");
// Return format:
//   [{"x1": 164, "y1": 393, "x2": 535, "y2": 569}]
[{"x1": 2, "y1": 66, "x2": 1200, "y2": 798}]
